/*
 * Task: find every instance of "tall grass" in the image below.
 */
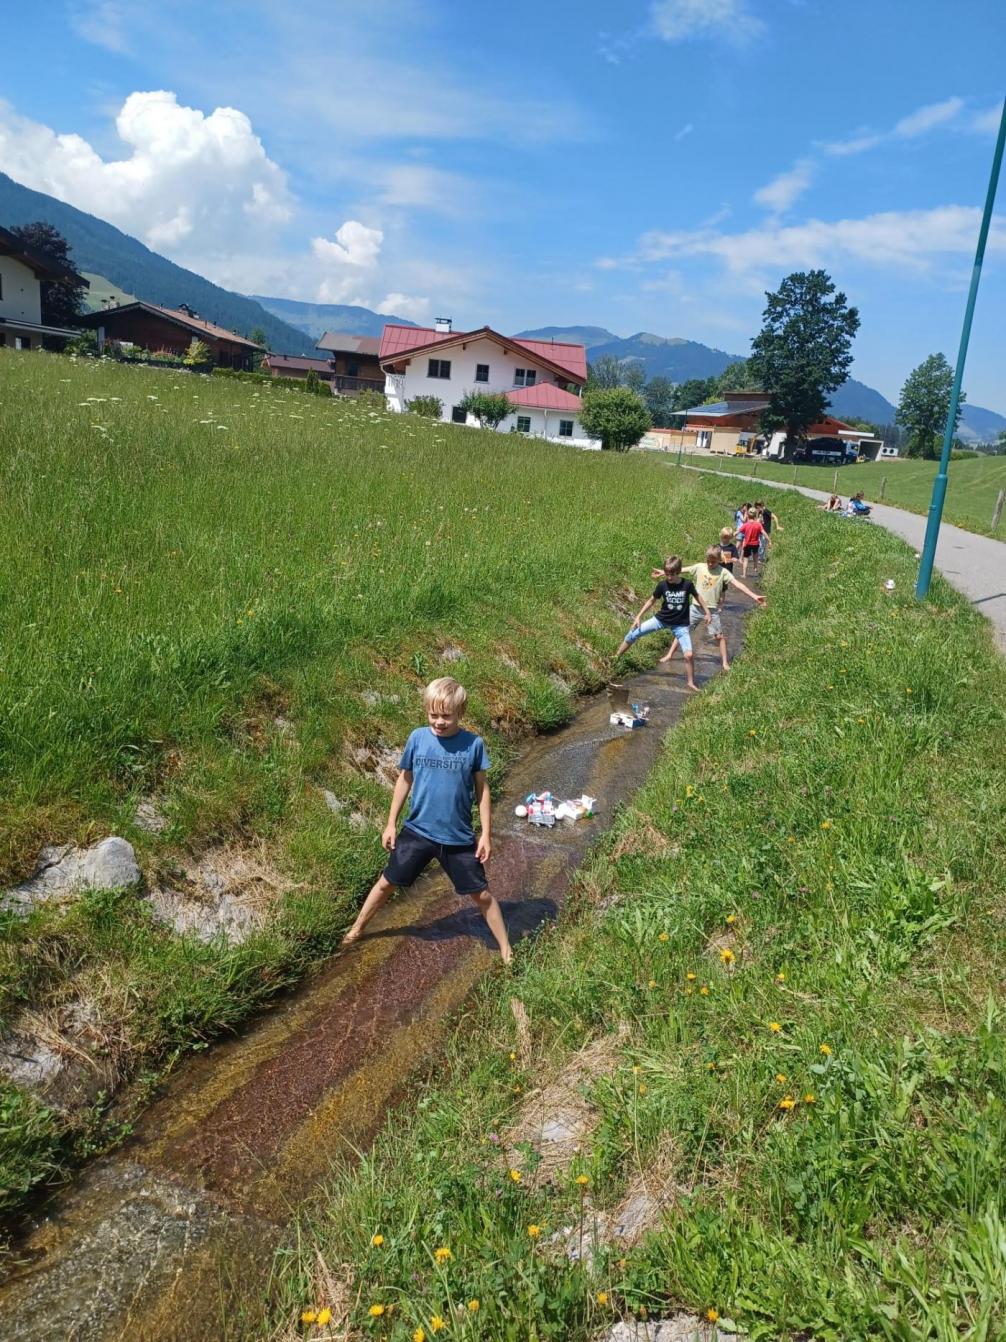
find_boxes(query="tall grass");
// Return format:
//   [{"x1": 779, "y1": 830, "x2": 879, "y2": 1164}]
[
  {"x1": 265, "y1": 496, "x2": 1006, "y2": 1340},
  {"x1": 0, "y1": 349, "x2": 736, "y2": 1227}
]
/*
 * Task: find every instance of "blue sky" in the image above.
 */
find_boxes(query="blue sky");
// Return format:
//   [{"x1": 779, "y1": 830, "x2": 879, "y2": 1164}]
[{"x1": 3, "y1": 0, "x2": 1005, "y2": 407}]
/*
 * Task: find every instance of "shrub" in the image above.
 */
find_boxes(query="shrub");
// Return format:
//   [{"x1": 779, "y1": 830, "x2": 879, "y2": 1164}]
[
  {"x1": 183, "y1": 339, "x2": 213, "y2": 368},
  {"x1": 407, "y1": 395, "x2": 443, "y2": 419},
  {"x1": 579, "y1": 386, "x2": 651, "y2": 452},
  {"x1": 457, "y1": 391, "x2": 512, "y2": 429},
  {"x1": 950, "y1": 448, "x2": 979, "y2": 461},
  {"x1": 63, "y1": 330, "x2": 98, "y2": 357}
]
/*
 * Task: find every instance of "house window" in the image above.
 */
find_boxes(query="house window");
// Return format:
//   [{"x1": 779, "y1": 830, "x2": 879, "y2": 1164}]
[
  {"x1": 558, "y1": 419, "x2": 574, "y2": 438},
  {"x1": 516, "y1": 415, "x2": 532, "y2": 434},
  {"x1": 428, "y1": 358, "x2": 452, "y2": 379},
  {"x1": 347, "y1": 360, "x2": 359, "y2": 377},
  {"x1": 474, "y1": 363, "x2": 490, "y2": 382},
  {"x1": 513, "y1": 368, "x2": 537, "y2": 387},
  {"x1": 451, "y1": 405, "x2": 467, "y2": 424}
]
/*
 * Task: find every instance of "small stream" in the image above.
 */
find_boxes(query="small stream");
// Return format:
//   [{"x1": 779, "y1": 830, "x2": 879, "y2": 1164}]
[{"x1": 0, "y1": 604, "x2": 748, "y2": 1341}]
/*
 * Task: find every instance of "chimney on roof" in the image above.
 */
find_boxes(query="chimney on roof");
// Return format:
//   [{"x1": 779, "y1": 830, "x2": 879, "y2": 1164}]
[{"x1": 434, "y1": 316, "x2": 452, "y2": 334}]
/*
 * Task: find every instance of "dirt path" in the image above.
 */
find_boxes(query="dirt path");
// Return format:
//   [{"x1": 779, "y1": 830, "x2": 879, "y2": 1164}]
[
  {"x1": 0, "y1": 604, "x2": 751, "y2": 1341},
  {"x1": 682, "y1": 464, "x2": 1006, "y2": 651}
]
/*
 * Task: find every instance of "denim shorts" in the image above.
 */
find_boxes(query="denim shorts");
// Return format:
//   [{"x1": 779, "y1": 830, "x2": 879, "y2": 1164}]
[
  {"x1": 383, "y1": 824, "x2": 488, "y2": 895},
  {"x1": 624, "y1": 616, "x2": 691, "y2": 654}
]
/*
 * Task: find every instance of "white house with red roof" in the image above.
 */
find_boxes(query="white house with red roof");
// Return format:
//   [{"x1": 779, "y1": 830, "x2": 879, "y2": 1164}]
[{"x1": 379, "y1": 318, "x2": 598, "y2": 446}]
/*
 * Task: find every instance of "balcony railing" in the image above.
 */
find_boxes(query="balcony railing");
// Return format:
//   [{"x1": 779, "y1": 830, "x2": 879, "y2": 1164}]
[{"x1": 332, "y1": 374, "x2": 385, "y2": 395}]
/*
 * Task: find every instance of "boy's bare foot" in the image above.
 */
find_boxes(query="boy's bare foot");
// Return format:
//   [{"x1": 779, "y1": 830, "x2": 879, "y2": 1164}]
[
  {"x1": 686, "y1": 682, "x2": 700, "y2": 692},
  {"x1": 341, "y1": 928, "x2": 361, "y2": 946}
]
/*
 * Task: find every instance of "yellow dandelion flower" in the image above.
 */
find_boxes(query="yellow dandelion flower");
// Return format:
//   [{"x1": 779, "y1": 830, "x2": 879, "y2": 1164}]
[
  {"x1": 638, "y1": 1082, "x2": 648, "y2": 1094},
  {"x1": 707, "y1": 1061, "x2": 716, "y2": 1070},
  {"x1": 632, "y1": 1065, "x2": 641, "y2": 1074},
  {"x1": 371, "y1": 1233, "x2": 384, "y2": 1247},
  {"x1": 775, "y1": 1072, "x2": 787, "y2": 1084},
  {"x1": 778, "y1": 1096, "x2": 796, "y2": 1110},
  {"x1": 819, "y1": 1043, "x2": 832, "y2": 1056},
  {"x1": 430, "y1": 1317, "x2": 445, "y2": 1334},
  {"x1": 776, "y1": 971, "x2": 786, "y2": 982},
  {"x1": 316, "y1": 1308, "x2": 332, "y2": 1326},
  {"x1": 786, "y1": 836, "x2": 796, "y2": 844},
  {"x1": 509, "y1": 1168, "x2": 522, "y2": 1183},
  {"x1": 906, "y1": 688, "x2": 913, "y2": 694},
  {"x1": 597, "y1": 1291, "x2": 610, "y2": 1305},
  {"x1": 658, "y1": 931, "x2": 669, "y2": 942},
  {"x1": 685, "y1": 784, "x2": 695, "y2": 797},
  {"x1": 804, "y1": 1093, "x2": 816, "y2": 1104},
  {"x1": 820, "y1": 820, "x2": 832, "y2": 830},
  {"x1": 700, "y1": 985, "x2": 710, "y2": 995},
  {"x1": 368, "y1": 1303, "x2": 385, "y2": 1317},
  {"x1": 725, "y1": 914, "x2": 736, "y2": 925},
  {"x1": 748, "y1": 729, "x2": 757, "y2": 737},
  {"x1": 301, "y1": 1311, "x2": 317, "y2": 1325},
  {"x1": 706, "y1": 1308, "x2": 720, "y2": 1323},
  {"x1": 769, "y1": 1021, "x2": 782, "y2": 1033},
  {"x1": 575, "y1": 1174, "x2": 590, "y2": 1186},
  {"x1": 720, "y1": 948, "x2": 735, "y2": 964},
  {"x1": 647, "y1": 978, "x2": 657, "y2": 989},
  {"x1": 434, "y1": 1246, "x2": 452, "y2": 1264},
  {"x1": 468, "y1": 1299, "x2": 480, "y2": 1312},
  {"x1": 513, "y1": 1084, "x2": 522, "y2": 1094},
  {"x1": 686, "y1": 972, "x2": 697, "y2": 981},
  {"x1": 527, "y1": 1224, "x2": 541, "y2": 1239},
  {"x1": 414, "y1": 1330, "x2": 427, "y2": 1342}
]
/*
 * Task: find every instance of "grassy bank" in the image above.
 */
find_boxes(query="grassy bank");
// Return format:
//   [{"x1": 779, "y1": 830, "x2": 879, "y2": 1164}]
[
  {"x1": 668, "y1": 450, "x2": 1006, "y2": 537},
  {"x1": 265, "y1": 494, "x2": 1006, "y2": 1340},
  {"x1": 0, "y1": 350, "x2": 738, "y2": 1230}
]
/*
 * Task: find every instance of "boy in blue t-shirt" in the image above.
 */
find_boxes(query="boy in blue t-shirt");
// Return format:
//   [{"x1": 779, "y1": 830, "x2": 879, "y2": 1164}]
[{"x1": 342, "y1": 677, "x2": 512, "y2": 962}]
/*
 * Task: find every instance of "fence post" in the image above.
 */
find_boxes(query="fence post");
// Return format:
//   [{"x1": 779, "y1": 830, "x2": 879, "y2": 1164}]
[
  {"x1": 993, "y1": 488, "x2": 1005, "y2": 531},
  {"x1": 833, "y1": 469, "x2": 839, "y2": 492},
  {"x1": 880, "y1": 476, "x2": 887, "y2": 502},
  {"x1": 752, "y1": 459, "x2": 758, "y2": 477},
  {"x1": 792, "y1": 465, "x2": 798, "y2": 485}
]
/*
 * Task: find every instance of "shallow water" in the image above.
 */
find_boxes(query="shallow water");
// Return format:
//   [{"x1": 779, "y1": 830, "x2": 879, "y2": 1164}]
[{"x1": 0, "y1": 605, "x2": 748, "y2": 1340}]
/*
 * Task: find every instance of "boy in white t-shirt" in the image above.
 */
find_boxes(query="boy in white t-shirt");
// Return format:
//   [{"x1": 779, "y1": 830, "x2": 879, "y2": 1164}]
[{"x1": 661, "y1": 546, "x2": 766, "y2": 672}]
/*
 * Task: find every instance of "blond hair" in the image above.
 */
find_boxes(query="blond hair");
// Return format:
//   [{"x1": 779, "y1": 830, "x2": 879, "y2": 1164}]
[
  {"x1": 662, "y1": 555, "x2": 682, "y2": 576},
  {"x1": 720, "y1": 527, "x2": 734, "y2": 540},
  {"x1": 423, "y1": 677, "x2": 467, "y2": 715}
]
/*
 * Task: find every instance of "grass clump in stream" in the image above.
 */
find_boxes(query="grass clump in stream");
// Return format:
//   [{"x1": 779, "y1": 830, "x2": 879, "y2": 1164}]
[
  {"x1": 265, "y1": 497, "x2": 1006, "y2": 1341},
  {"x1": 0, "y1": 349, "x2": 733, "y2": 1232}
]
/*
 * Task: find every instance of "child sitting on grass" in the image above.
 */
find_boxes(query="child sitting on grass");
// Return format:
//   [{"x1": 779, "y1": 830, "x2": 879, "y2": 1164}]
[
  {"x1": 615, "y1": 556, "x2": 711, "y2": 692},
  {"x1": 342, "y1": 677, "x2": 512, "y2": 963},
  {"x1": 660, "y1": 545, "x2": 767, "y2": 672}
]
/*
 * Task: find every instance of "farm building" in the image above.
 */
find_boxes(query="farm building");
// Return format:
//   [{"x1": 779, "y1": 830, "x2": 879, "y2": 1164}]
[
  {"x1": 0, "y1": 224, "x2": 89, "y2": 350},
  {"x1": 81, "y1": 301, "x2": 264, "y2": 369},
  {"x1": 315, "y1": 333, "x2": 384, "y2": 395}
]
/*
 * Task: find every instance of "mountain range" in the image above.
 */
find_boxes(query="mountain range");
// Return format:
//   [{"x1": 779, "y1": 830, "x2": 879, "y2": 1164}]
[
  {"x1": 515, "y1": 327, "x2": 1002, "y2": 444},
  {"x1": 1, "y1": 170, "x2": 1001, "y2": 441}
]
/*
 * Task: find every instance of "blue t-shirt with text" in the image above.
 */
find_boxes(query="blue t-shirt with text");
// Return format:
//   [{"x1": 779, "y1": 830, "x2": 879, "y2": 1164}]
[{"x1": 399, "y1": 726, "x2": 490, "y2": 846}]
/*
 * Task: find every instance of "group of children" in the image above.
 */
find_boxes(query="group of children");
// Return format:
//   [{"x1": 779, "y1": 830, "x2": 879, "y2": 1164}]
[{"x1": 341, "y1": 507, "x2": 776, "y2": 962}]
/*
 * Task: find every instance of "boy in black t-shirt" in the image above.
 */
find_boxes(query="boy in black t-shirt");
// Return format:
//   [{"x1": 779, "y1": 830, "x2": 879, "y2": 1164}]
[{"x1": 615, "y1": 556, "x2": 710, "y2": 691}]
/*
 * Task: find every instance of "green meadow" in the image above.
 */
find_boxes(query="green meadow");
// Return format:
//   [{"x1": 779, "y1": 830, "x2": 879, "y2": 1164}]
[
  {"x1": 0, "y1": 350, "x2": 733, "y2": 1225},
  {"x1": 674, "y1": 450, "x2": 1006, "y2": 537},
  {"x1": 266, "y1": 492, "x2": 1006, "y2": 1341}
]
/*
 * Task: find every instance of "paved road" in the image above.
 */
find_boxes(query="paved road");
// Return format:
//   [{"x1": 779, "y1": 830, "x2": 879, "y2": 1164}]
[{"x1": 683, "y1": 465, "x2": 1006, "y2": 652}]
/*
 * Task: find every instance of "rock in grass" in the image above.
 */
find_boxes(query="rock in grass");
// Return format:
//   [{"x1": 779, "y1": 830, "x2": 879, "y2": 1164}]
[
  {"x1": 2, "y1": 837, "x2": 141, "y2": 915},
  {"x1": 599, "y1": 1318, "x2": 736, "y2": 1341}
]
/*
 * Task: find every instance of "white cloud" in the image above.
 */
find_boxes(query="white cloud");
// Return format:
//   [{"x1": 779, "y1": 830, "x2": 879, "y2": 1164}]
[
  {"x1": 674, "y1": 122, "x2": 695, "y2": 142},
  {"x1": 972, "y1": 102, "x2": 1005, "y2": 135},
  {"x1": 820, "y1": 131, "x2": 883, "y2": 158},
  {"x1": 0, "y1": 92, "x2": 292, "y2": 264},
  {"x1": 312, "y1": 221, "x2": 383, "y2": 269},
  {"x1": 753, "y1": 159, "x2": 814, "y2": 214},
  {"x1": 628, "y1": 205, "x2": 1006, "y2": 276},
  {"x1": 69, "y1": 0, "x2": 131, "y2": 54},
  {"x1": 893, "y1": 97, "x2": 963, "y2": 138},
  {"x1": 650, "y1": 0, "x2": 764, "y2": 44},
  {"x1": 378, "y1": 292, "x2": 430, "y2": 321}
]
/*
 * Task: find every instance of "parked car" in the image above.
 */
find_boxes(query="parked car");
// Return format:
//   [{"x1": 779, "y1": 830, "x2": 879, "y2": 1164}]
[{"x1": 796, "y1": 437, "x2": 846, "y2": 466}]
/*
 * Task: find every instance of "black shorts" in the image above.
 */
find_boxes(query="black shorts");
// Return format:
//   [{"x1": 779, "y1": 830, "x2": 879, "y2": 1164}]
[
  {"x1": 383, "y1": 825, "x2": 488, "y2": 895},
  {"x1": 742, "y1": 543, "x2": 759, "y2": 557}
]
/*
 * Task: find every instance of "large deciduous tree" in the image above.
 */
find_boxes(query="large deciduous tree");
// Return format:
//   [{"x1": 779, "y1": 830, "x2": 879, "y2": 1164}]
[
  {"x1": 671, "y1": 377, "x2": 719, "y2": 413},
  {"x1": 9, "y1": 221, "x2": 87, "y2": 328},
  {"x1": 579, "y1": 387, "x2": 651, "y2": 452},
  {"x1": 644, "y1": 375, "x2": 676, "y2": 427},
  {"x1": 586, "y1": 354, "x2": 625, "y2": 390},
  {"x1": 895, "y1": 353, "x2": 963, "y2": 459},
  {"x1": 748, "y1": 270, "x2": 860, "y2": 448}
]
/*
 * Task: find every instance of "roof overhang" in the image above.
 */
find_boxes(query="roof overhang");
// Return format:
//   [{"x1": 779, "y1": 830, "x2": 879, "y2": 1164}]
[
  {"x1": 381, "y1": 325, "x2": 584, "y2": 385},
  {"x1": 0, "y1": 316, "x2": 83, "y2": 338}
]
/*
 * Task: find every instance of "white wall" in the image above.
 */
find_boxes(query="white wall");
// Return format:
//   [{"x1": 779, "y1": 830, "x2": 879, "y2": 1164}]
[
  {"x1": 508, "y1": 407, "x2": 598, "y2": 449},
  {"x1": 0, "y1": 256, "x2": 42, "y2": 324},
  {"x1": 387, "y1": 335, "x2": 575, "y2": 416}
]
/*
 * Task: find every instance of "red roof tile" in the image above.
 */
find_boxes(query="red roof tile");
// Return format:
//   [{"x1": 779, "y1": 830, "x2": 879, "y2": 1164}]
[
  {"x1": 379, "y1": 324, "x2": 586, "y2": 384},
  {"x1": 505, "y1": 384, "x2": 584, "y2": 411}
]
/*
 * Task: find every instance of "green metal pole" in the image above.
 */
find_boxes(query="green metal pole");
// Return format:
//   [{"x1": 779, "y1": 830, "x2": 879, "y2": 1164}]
[{"x1": 916, "y1": 95, "x2": 1006, "y2": 599}]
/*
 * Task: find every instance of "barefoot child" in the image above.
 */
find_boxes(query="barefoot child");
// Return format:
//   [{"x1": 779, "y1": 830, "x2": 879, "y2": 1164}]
[
  {"x1": 660, "y1": 546, "x2": 767, "y2": 672},
  {"x1": 717, "y1": 527, "x2": 740, "y2": 572},
  {"x1": 738, "y1": 510, "x2": 767, "y2": 577},
  {"x1": 342, "y1": 677, "x2": 512, "y2": 962},
  {"x1": 615, "y1": 556, "x2": 710, "y2": 691}
]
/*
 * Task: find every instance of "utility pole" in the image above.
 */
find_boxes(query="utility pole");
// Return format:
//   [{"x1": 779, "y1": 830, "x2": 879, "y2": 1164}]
[{"x1": 916, "y1": 96, "x2": 1006, "y2": 599}]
